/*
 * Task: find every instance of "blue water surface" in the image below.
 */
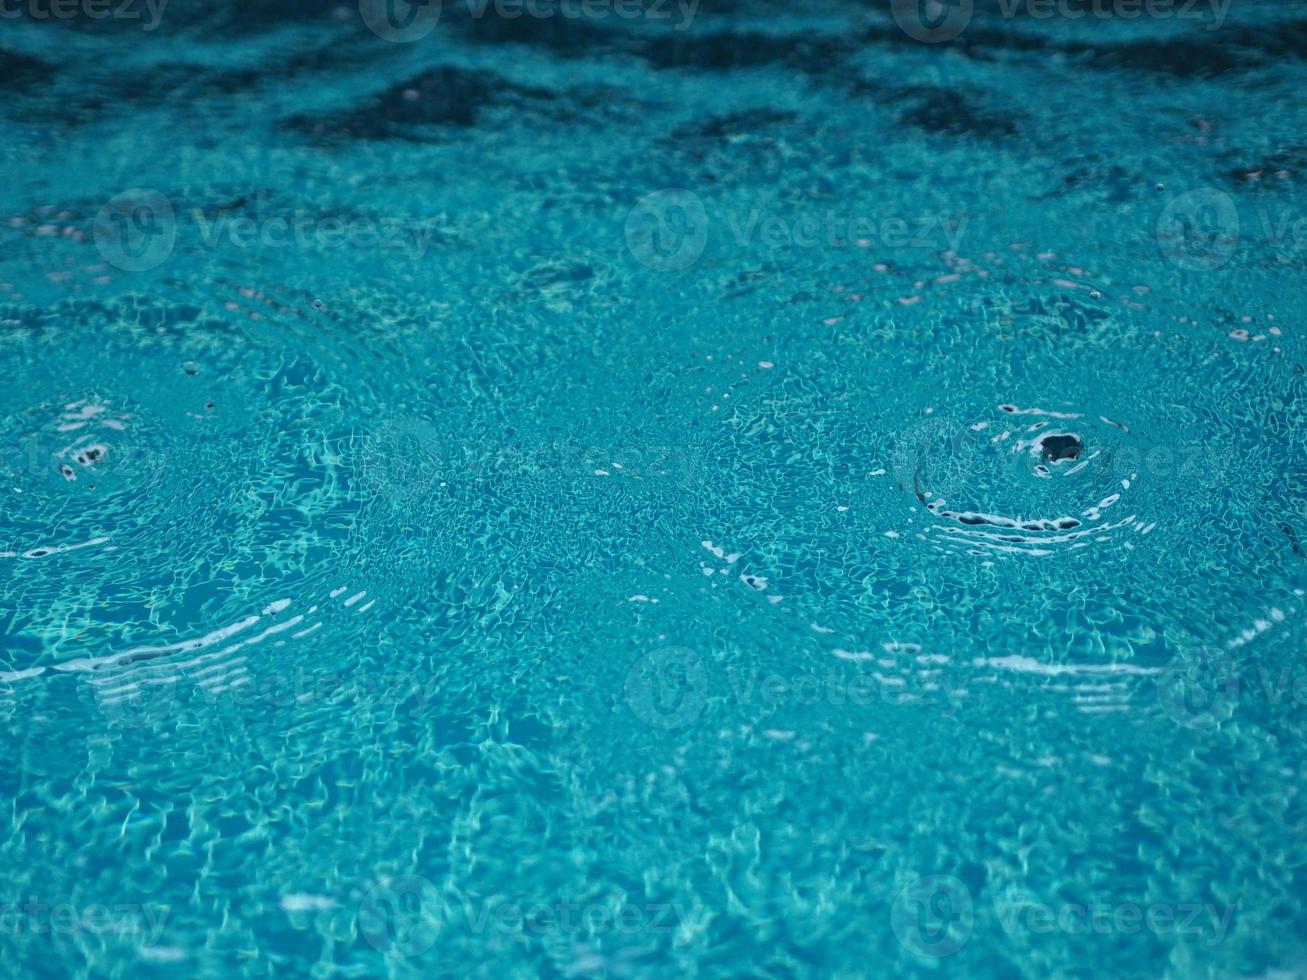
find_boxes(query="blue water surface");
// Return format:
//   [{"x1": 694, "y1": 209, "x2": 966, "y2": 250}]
[{"x1": 2, "y1": 1, "x2": 1306, "y2": 976}]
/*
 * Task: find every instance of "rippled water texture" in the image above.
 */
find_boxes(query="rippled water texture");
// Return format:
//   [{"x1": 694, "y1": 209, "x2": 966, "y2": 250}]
[{"x1": 2, "y1": 1, "x2": 1306, "y2": 977}]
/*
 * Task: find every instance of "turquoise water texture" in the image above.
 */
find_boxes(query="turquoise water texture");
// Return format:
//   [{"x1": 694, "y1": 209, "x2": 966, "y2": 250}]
[{"x1": 1, "y1": 1, "x2": 1306, "y2": 976}]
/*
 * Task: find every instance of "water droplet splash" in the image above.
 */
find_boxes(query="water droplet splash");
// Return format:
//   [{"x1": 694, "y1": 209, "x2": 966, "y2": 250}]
[{"x1": 906, "y1": 404, "x2": 1154, "y2": 557}]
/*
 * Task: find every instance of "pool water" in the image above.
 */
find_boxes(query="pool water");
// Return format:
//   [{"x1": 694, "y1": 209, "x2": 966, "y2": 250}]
[{"x1": 2, "y1": 1, "x2": 1306, "y2": 976}]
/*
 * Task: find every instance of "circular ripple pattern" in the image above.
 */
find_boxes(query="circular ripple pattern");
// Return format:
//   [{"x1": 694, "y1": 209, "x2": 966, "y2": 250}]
[
  {"x1": 0, "y1": 394, "x2": 170, "y2": 534},
  {"x1": 907, "y1": 403, "x2": 1160, "y2": 557}
]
